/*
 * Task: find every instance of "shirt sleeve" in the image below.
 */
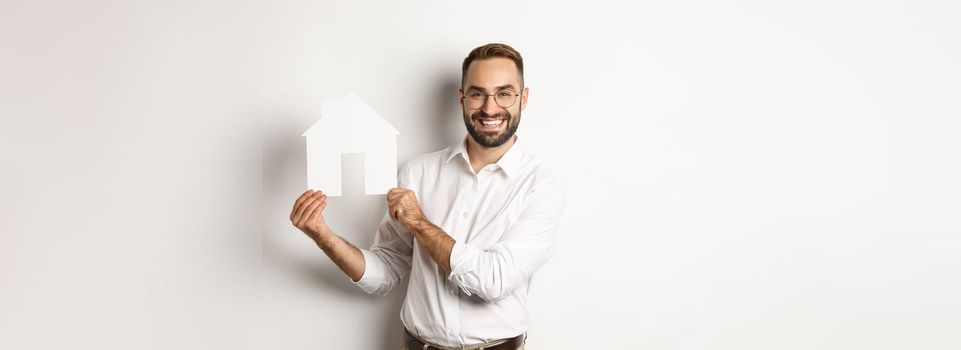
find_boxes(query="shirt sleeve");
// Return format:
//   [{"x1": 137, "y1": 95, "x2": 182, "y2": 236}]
[
  {"x1": 349, "y1": 211, "x2": 414, "y2": 296},
  {"x1": 447, "y1": 177, "x2": 566, "y2": 303},
  {"x1": 351, "y1": 162, "x2": 416, "y2": 295}
]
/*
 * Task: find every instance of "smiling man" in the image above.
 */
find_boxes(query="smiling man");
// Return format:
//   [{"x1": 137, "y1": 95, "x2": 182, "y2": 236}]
[{"x1": 290, "y1": 43, "x2": 566, "y2": 350}]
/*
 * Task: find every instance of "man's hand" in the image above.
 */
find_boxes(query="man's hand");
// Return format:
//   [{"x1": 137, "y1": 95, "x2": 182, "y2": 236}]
[
  {"x1": 290, "y1": 189, "x2": 331, "y2": 243},
  {"x1": 388, "y1": 188, "x2": 454, "y2": 274},
  {"x1": 387, "y1": 188, "x2": 427, "y2": 231}
]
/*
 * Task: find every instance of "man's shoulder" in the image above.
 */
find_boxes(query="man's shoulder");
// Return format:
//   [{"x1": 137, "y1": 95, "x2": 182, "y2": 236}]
[
  {"x1": 407, "y1": 147, "x2": 450, "y2": 165},
  {"x1": 398, "y1": 146, "x2": 452, "y2": 178},
  {"x1": 523, "y1": 159, "x2": 565, "y2": 192}
]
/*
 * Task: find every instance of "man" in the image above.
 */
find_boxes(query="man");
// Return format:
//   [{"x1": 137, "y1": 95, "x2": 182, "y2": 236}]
[{"x1": 290, "y1": 43, "x2": 565, "y2": 350}]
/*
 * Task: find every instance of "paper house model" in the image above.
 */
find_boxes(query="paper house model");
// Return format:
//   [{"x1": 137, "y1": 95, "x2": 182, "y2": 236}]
[{"x1": 302, "y1": 92, "x2": 399, "y2": 196}]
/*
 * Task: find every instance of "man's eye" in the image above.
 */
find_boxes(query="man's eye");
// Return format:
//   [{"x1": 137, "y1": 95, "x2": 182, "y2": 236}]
[
  {"x1": 468, "y1": 92, "x2": 484, "y2": 98},
  {"x1": 497, "y1": 91, "x2": 514, "y2": 97}
]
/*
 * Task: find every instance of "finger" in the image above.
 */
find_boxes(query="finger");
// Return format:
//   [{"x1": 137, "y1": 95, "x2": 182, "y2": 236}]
[
  {"x1": 297, "y1": 194, "x2": 325, "y2": 225},
  {"x1": 386, "y1": 196, "x2": 397, "y2": 219},
  {"x1": 296, "y1": 195, "x2": 326, "y2": 226},
  {"x1": 387, "y1": 198, "x2": 401, "y2": 218},
  {"x1": 293, "y1": 191, "x2": 324, "y2": 223},
  {"x1": 290, "y1": 190, "x2": 314, "y2": 220},
  {"x1": 389, "y1": 190, "x2": 409, "y2": 204},
  {"x1": 307, "y1": 198, "x2": 327, "y2": 224},
  {"x1": 300, "y1": 195, "x2": 327, "y2": 226},
  {"x1": 291, "y1": 190, "x2": 319, "y2": 219}
]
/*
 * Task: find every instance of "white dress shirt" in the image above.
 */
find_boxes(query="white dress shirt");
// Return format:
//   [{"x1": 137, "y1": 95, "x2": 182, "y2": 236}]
[{"x1": 351, "y1": 135, "x2": 566, "y2": 347}]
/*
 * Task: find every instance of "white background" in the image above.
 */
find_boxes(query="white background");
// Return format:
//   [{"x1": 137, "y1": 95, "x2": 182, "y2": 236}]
[{"x1": 2, "y1": 1, "x2": 959, "y2": 349}]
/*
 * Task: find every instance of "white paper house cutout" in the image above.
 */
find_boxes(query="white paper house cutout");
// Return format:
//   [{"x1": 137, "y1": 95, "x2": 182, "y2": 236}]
[{"x1": 302, "y1": 93, "x2": 399, "y2": 196}]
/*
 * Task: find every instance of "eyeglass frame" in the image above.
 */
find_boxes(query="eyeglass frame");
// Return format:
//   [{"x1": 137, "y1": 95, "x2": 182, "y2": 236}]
[{"x1": 461, "y1": 87, "x2": 524, "y2": 109}]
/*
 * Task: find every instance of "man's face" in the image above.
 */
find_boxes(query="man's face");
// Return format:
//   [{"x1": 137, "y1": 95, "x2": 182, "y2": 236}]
[{"x1": 459, "y1": 58, "x2": 528, "y2": 148}]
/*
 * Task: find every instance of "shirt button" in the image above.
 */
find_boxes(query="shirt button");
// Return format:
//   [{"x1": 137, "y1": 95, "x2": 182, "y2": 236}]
[{"x1": 461, "y1": 212, "x2": 468, "y2": 218}]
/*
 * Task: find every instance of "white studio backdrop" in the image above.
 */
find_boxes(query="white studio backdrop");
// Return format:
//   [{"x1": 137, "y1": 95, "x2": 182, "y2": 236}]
[{"x1": 3, "y1": 1, "x2": 960, "y2": 349}]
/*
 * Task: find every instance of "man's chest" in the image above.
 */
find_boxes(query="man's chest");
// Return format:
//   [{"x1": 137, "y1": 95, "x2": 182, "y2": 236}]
[{"x1": 413, "y1": 172, "x2": 530, "y2": 248}]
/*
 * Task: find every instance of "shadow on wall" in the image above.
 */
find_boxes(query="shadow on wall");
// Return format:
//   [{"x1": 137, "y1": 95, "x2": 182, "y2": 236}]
[
  {"x1": 261, "y1": 73, "x2": 462, "y2": 348},
  {"x1": 431, "y1": 70, "x2": 466, "y2": 150},
  {"x1": 262, "y1": 118, "x2": 407, "y2": 349}
]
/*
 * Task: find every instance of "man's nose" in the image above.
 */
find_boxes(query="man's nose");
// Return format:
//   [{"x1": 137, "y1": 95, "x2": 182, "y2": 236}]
[{"x1": 480, "y1": 95, "x2": 501, "y2": 115}]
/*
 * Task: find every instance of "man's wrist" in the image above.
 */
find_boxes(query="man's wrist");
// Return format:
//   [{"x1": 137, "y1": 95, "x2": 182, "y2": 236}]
[
  {"x1": 407, "y1": 216, "x2": 434, "y2": 236},
  {"x1": 313, "y1": 225, "x2": 335, "y2": 247}
]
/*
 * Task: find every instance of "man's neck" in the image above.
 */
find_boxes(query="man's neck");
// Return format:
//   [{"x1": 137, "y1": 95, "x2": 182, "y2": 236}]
[{"x1": 465, "y1": 135, "x2": 516, "y2": 174}]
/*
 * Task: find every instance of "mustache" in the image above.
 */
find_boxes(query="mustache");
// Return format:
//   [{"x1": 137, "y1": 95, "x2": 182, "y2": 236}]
[{"x1": 471, "y1": 110, "x2": 511, "y2": 120}]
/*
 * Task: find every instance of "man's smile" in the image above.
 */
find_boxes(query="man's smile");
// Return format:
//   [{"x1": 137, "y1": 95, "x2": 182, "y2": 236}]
[
  {"x1": 472, "y1": 113, "x2": 510, "y2": 132},
  {"x1": 474, "y1": 116, "x2": 508, "y2": 132}
]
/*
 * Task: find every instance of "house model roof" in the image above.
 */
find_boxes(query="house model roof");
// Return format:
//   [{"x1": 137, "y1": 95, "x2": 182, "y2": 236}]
[{"x1": 302, "y1": 92, "x2": 399, "y2": 138}]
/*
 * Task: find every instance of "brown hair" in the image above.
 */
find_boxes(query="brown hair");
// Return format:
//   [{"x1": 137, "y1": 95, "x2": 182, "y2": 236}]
[{"x1": 461, "y1": 43, "x2": 524, "y2": 87}]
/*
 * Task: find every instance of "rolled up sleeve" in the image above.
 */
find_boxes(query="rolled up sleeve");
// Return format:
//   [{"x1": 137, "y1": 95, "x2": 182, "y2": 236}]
[
  {"x1": 447, "y1": 178, "x2": 566, "y2": 303},
  {"x1": 351, "y1": 212, "x2": 414, "y2": 296}
]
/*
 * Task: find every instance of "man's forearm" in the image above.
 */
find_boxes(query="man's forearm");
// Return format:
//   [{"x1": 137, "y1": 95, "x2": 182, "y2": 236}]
[
  {"x1": 314, "y1": 229, "x2": 366, "y2": 282},
  {"x1": 387, "y1": 187, "x2": 455, "y2": 276},
  {"x1": 408, "y1": 218, "x2": 455, "y2": 275}
]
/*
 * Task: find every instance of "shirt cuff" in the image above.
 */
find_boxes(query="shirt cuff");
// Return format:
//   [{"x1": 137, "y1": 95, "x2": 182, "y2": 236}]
[
  {"x1": 350, "y1": 248, "x2": 385, "y2": 294},
  {"x1": 448, "y1": 241, "x2": 472, "y2": 275},
  {"x1": 447, "y1": 241, "x2": 483, "y2": 296}
]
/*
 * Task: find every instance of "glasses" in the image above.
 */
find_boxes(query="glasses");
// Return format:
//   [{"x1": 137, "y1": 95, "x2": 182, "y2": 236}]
[{"x1": 463, "y1": 90, "x2": 520, "y2": 109}]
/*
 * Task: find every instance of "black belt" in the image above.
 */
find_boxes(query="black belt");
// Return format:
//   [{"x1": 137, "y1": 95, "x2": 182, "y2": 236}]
[{"x1": 403, "y1": 328, "x2": 526, "y2": 350}]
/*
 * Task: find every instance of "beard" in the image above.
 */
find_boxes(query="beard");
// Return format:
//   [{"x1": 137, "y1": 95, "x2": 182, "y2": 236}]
[{"x1": 462, "y1": 109, "x2": 520, "y2": 148}]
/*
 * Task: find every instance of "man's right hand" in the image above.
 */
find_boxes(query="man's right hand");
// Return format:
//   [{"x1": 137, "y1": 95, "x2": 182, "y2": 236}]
[
  {"x1": 290, "y1": 189, "x2": 366, "y2": 282},
  {"x1": 290, "y1": 189, "x2": 331, "y2": 243}
]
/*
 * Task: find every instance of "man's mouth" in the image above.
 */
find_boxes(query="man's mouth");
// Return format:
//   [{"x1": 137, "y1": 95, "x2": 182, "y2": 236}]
[{"x1": 475, "y1": 118, "x2": 506, "y2": 131}]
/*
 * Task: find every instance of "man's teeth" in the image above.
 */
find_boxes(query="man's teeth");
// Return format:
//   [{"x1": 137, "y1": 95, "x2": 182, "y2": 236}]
[{"x1": 480, "y1": 119, "x2": 503, "y2": 126}]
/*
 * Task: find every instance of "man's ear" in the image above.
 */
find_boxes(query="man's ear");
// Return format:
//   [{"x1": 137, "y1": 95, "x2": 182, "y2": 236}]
[
  {"x1": 520, "y1": 87, "x2": 529, "y2": 111},
  {"x1": 458, "y1": 88, "x2": 464, "y2": 105}
]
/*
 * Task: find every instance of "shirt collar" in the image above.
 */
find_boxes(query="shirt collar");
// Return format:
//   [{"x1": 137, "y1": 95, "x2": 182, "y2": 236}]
[
  {"x1": 445, "y1": 136, "x2": 470, "y2": 164},
  {"x1": 445, "y1": 134, "x2": 525, "y2": 178}
]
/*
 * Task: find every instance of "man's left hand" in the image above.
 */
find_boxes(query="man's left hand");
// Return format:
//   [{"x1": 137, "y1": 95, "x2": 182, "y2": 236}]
[{"x1": 387, "y1": 188, "x2": 426, "y2": 230}]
